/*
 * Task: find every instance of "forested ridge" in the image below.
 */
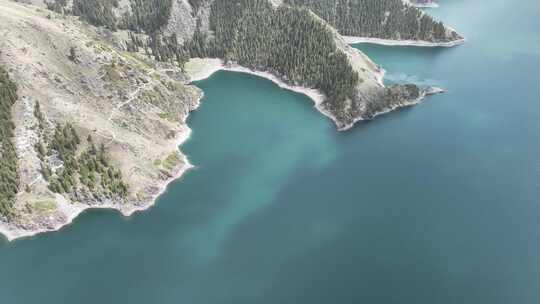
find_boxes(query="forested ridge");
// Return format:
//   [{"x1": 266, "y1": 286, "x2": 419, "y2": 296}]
[
  {"x1": 122, "y1": 0, "x2": 174, "y2": 33},
  {"x1": 0, "y1": 67, "x2": 19, "y2": 219},
  {"x1": 46, "y1": 0, "x2": 188, "y2": 65},
  {"x1": 284, "y1": 0, "x2": 460, "y2": 41},
  {"x1": 48, "y1": 0, "x2": 174, "y2": 33},
  {"x1": 208, "y1": 0, "x2": 359, "y2": 106},
  {"x1": 44, "y1": 0, "x2": 461, "y2": 66},
  {"x1": 72, "y1": 0, "x2": 119, "y2": 30}
]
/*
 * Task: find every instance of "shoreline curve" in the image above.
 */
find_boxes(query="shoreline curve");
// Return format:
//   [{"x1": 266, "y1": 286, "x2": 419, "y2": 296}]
[{"x1": 343, "y1": 36, "x2": 466, "y2": 47}]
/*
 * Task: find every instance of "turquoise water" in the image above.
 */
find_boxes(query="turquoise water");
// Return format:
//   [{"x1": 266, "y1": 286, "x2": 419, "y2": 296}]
[{"x1": 2, "y1": 1, "x2": 540, "y2": 303}]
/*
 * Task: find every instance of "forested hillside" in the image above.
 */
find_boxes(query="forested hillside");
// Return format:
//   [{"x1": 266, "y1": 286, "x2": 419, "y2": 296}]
[
  {"x1": 38, "y1": 122, "x2": 129, "y2": 200},
  {"x1": 48, "y1": 0, "x2": 173, "y2": 33},
  {"x1": 0, "y1": 67, "x2": 19, "y2": 219},
  {"x1": 72, "y1": 0, "x2": 119, "y2": 30},
  {"x1": 41, "y1": 0, "x2": 438, "y2": 126},
  {"x1": 122, "y1": 0, "x2": 174, "y2": 33},
  {"x1": 208, "y1": 0, "x2": 359, "y2": 106},
  {"x1": 43, "y1": 0, "x2": 462, "y2": 68},
  {"x1": 284, "y1": 0, "x2": 461, "y2": 42}
]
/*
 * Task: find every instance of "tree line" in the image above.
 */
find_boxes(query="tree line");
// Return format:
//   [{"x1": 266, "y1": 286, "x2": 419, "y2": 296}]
[
  {"x1": 0, "y1": 67, "x2": 19, "y2": 219},
  {"x1": 37, "y1": 121, "x2": 129, "y2": 201}
]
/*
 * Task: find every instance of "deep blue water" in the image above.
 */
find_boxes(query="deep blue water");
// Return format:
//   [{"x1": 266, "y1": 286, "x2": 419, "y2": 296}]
[{"x1": 2, "y1": 1, "x2": 540, "y2": 303}]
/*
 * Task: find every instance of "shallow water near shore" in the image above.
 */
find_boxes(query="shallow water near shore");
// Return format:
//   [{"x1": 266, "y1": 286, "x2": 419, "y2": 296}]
[{"x1": 2, "y1": 0, "x2": 540, "y2": 303}]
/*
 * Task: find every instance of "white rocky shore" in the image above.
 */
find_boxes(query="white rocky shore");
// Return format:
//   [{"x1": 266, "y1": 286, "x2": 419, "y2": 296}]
[
  {"x1": 184, "y1": 57, "x2": 379, "y2": 131},
  {"x1": 184, "y1": 58, "x2": 337, "y2": 119},
  {"x1": 404, "y1": 0, "x2": 440, "y2": 8},
  {"x1": 343, "y1": 36, "x2": 466, "y2": 47}
]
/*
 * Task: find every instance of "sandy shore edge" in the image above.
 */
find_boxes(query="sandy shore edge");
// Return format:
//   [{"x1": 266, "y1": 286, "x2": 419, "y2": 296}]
[{"x1": 187, "y1": 58, "x2": 326, "y2": 104}]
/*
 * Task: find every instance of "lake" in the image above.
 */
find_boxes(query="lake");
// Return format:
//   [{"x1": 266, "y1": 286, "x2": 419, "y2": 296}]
[{"x1": 1, "y1": 0, "x2": 540, "y2": 303}]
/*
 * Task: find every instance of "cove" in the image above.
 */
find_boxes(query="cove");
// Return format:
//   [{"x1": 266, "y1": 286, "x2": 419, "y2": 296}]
[{"x1": 2, "y1": 0, "x2": 540, "y2": 303}]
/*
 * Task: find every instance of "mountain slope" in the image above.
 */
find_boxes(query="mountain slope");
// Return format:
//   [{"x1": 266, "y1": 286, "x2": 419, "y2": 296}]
[{"x1": 0, "y1": 0, "x2": 200, "y2": 240}]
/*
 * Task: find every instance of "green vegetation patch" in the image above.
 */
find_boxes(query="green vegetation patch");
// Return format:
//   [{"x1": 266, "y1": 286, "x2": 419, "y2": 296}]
[
  {"x1": 161, "y1": 152, "x2": 180, "y2": 172},
  {"x1": 30, "y1": 200, "x2": 58, "y2": 215},
  {"x1": 157, "y1": 112, "x2": 171, "y2": 120},
  {"x1": 102, "y1": 62, "x2": 123, "y2": 83},
  {"x1": 37, "y1": 122, "x2": 129, "y2": 200},
  {"x1": 0, "y1": 66, "x2": 20, "y2": 219}
]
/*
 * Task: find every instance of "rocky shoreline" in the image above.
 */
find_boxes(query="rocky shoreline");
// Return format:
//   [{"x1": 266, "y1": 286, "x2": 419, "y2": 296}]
[
  {"x1": 343, "y1": 36, "x2": 466, "y2": 47},
  {"x1": 405, "y1": 0, "x2": 440, "y2": 8}
]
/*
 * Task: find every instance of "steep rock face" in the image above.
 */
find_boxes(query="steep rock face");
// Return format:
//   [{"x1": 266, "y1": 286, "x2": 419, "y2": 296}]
[
  {"x1": 164, "y1": 0, "x2": 211, "y2": 42},
  {"x1": 163, "y1": 0, "x2": 197, "y2": 43},
  {"x1": 0, "y1": 0, "x2": 201, "y2": 240}
]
